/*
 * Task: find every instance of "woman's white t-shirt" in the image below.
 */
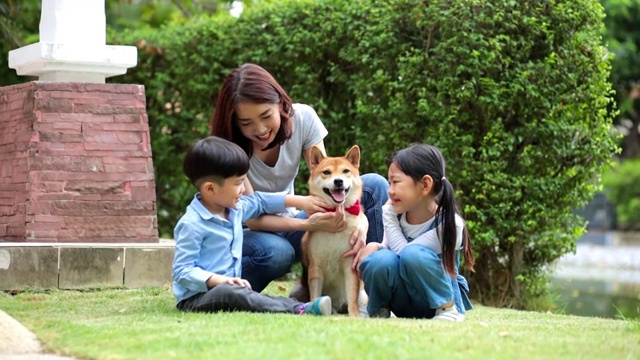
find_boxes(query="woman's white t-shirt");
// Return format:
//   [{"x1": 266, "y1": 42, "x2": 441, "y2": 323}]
[{"x1": 247, "y1": 103, "x2": 328, "y2": 217}]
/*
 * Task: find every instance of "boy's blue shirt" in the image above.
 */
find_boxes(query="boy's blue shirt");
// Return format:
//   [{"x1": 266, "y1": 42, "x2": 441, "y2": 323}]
[{"x1": 172, "y1": 192, "x2": 286, "y2": 304}]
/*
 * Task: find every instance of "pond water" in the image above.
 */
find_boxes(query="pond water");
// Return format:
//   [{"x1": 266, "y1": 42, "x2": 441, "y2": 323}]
[
  {"x1": 551, "y1": 238, "x2": 640, "y2": 320},
  {"x1": 551, "y1": 277, "x2": 640, "y2": 319}
]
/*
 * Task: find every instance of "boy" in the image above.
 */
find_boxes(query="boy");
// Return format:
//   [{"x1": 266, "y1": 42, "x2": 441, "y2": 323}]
[{"x1": 172, "y1": 136, "x2": 331, "y2": 315}]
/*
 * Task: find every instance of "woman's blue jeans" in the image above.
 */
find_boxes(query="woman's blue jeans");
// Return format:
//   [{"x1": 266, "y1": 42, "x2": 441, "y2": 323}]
[
  {"x1": 242, "y1": 173, "x2": 389, "y2": 293},
  {"x1": 359, "y1": 245, "x2": 470, "y2": 318}
]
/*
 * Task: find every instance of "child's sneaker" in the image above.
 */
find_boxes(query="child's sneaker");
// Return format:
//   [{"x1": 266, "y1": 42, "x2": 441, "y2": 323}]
[
  {"x1": 433, "y1": 305, "x2": 465, "y2": 322},
  {"x1": 297, "y1": 296, "x2": 332, "y2": 316},
  {"x1": 358, "y1": 289, "x2": 369, "y2": 318}
]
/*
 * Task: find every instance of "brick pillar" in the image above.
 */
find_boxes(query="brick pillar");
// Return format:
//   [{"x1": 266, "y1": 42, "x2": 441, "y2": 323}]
[{"x1": 0, "y1": 82, "x2": 158, "y2": 242}]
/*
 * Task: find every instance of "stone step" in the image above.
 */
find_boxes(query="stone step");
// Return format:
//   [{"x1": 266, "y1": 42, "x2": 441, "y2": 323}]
[{"x1": 0, "y1": 240, "x2": 175, "y2": 291}]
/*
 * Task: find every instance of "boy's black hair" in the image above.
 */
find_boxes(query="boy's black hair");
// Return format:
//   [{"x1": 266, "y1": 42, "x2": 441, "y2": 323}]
[{"x1": 183, "y1": 136, "x2": 250, "y2": 188}]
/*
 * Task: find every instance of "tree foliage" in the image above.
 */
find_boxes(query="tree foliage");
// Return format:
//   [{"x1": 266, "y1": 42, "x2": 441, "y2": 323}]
[
  {"x1": 0, "y1": 0, "x2": 238, "y2": 86},
  {"x1": 0, "y1": 0, "x2": 40, "y2": 84},
  {"x1": 111, "y1": 0, "x2": 618, "y2": 308},
  {"x1": 599, "y1": 0, "x2": 640, "y2": 229},
  {"x1": 602, "y1": 0, "x2": 640, "y2": 159},
  {"x1": 602, "y1": 158, "x2": 640, "y2": 229}
]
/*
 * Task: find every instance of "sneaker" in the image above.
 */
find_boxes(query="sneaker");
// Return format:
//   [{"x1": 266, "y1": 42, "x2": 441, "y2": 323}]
[
  {"x1": 433, "y1": 305, "x2": 465, "y2": 322},
  {"x1": 369, "y1": 307, "x2": 391, "y2": 318},
  {"x1": 358, "y1": 289, "x2": 369, "y2": 318},
  {"x1": 298, "y1": 296, "x2": 332, "y2": 316}
]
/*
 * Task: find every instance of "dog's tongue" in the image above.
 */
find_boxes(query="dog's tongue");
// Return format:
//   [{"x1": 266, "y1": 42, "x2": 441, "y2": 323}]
[{"x1": 330, "y1": 189, "x2": 346, "y2": 203}]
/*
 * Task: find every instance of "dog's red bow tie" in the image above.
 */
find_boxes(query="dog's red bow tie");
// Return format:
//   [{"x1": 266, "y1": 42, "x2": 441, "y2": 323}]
[{"x1": 323, "y1": 200, "x2": 361, "y2": 216}]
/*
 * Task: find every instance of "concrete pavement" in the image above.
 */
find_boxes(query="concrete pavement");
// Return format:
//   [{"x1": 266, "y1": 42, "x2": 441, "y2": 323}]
[{"x1": 0, "y1": 310, "x2": 76, "y2": 360}]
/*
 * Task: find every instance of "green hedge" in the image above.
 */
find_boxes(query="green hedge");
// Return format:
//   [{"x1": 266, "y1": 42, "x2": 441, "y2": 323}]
[
  {"x1": 603, "y1": 158, "x2": 640, "y2": 229},
  {"x1": 112, "y1": 0, "x2": 618, "y2": 308}
]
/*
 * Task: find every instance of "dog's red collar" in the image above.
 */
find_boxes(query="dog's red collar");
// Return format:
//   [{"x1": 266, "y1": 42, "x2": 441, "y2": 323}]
[{"x1": 323, "y1": 200, "x2": 361, "y2": 216}]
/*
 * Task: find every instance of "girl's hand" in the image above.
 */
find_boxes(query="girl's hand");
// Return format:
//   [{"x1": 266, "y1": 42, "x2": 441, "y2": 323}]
[
  {"x1": 301, "y1": 195, "x2": 332, "y2": 215},
  {"x1": 354, "y1": 242, "x2": 382, "y2": 278},
  {"x1": 343, "y1": 214, "x2": 369, "y2": 269},
  {"x1": 305, "y1": 210, "x2": 346, "y2": 232}
]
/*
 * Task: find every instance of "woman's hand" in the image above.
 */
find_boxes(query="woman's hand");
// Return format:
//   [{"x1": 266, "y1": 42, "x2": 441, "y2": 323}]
[
  {"x1": 354, "y1": 242, "x2": 382, "y2": 277},
  {"x1": 343, "y1": 215, "x2": 369, "y2": 269}
]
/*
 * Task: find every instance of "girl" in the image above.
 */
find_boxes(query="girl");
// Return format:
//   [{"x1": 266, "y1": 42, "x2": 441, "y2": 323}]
[
  {"x1": 209, "y1": 63, "x2": 389, "y2": 294},
  {"x1": 355, "y1": 144, "x2": 475, "y2": 320}
]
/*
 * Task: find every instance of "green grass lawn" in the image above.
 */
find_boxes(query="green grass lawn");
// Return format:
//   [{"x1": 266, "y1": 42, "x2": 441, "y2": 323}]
[{"x1": 0, "y1": 282, "x2": 638, "y2": 360}]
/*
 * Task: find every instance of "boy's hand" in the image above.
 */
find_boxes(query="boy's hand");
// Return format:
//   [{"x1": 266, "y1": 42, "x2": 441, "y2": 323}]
[
  {"x1": 223, "y1": 276, "x2": 252, "y2": 289},
  {"x1": 208, "y1": 274, "x2": 252, "y2": 289},
  {"x1": 301, "y1": 195, "x2": 332, "y2": 215}
]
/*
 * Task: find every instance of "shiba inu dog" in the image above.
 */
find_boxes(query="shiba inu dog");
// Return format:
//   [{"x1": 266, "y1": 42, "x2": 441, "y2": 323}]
[{"x1": 301, "y1": 145, "x2": 365, "y2": 317}]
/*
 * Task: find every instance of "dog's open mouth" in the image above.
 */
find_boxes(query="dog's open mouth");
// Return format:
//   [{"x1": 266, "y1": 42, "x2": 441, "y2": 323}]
[{"x1": 323, "y1": 187, "x2": 350, "y2": 204}]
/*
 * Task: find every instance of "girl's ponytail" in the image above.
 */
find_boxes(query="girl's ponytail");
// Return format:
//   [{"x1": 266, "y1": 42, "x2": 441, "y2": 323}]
[
  {"x1": 436, "y1": 176, "x2": 475, "y2": 276},
  {"x1": 439, "y1": 178, "x2": 475, "y2": 276},
  {"x1": 462, "y1": 226, "x2": 475, "y2": 272},
  {"x1": 438, "y1": 177, "x2": 457, "y2": 277}
]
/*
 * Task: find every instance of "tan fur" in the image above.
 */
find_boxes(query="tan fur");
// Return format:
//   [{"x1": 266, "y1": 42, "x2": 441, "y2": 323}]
[{"x1": 301, "y1": 145, "x2": 365, "y2": 317}]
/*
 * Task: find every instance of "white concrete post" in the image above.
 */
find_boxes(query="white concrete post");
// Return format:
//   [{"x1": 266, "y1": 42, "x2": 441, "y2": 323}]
[{"x1": 8, "y1": 0, "x2": 137, "y2": 83}]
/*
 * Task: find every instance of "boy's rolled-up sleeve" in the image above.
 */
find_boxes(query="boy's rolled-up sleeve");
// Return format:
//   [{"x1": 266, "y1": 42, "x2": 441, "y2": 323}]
[
  {"x1": 172, "y1": 220, "x2": 215, "y2": 292},
  {"x1": 239, "y1": 192, "x2": 287, "y2": 223}
]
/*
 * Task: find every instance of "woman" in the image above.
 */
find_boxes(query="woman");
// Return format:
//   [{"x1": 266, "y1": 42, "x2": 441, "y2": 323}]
[{"x1": 210, "y1": 63, "x2": 389, "y2": 293}]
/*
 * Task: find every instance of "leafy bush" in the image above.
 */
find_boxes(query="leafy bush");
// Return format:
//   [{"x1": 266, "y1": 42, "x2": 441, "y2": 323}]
[
  {"x1": 601, "y1": 0, "x2": 640, "y2": 159},
  {"x1": 112, "y1": 0, "x2": 618, "y2": 308},
  {"x1": 603, "y1": 158, "x2": 640, "y2": 229}
]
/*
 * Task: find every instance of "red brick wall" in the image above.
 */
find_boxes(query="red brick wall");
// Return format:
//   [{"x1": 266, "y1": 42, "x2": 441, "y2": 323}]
[{"x1": 0, "y1": 82, "x2": 158, "y2": 242}]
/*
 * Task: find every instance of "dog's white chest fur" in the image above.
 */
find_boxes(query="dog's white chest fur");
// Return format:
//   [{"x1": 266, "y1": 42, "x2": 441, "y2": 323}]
[
  {"x1": 302, "y1": 144, "x2": 365, "y2": 316},
  {"x1": 306, "y1": 214, "x2": 362, "y2": 311}
]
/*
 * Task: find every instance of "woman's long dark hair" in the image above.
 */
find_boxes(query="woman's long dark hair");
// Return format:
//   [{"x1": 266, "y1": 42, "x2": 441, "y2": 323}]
[
  {"x1": 209, "y1": 63, "x2": 293, "y2": 157},
  {"x1": 387, "y1": 144, "x2": 475, "y2": 276}
]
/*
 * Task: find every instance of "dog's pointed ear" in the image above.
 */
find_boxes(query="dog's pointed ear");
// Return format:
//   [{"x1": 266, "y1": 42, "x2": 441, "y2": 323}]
[
  {"x1": 345, "y1": 145, "x2": 360, "y2": 168},
  {"x1": 309, "y1": 146, "x2": 325, "y2": 170}
]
